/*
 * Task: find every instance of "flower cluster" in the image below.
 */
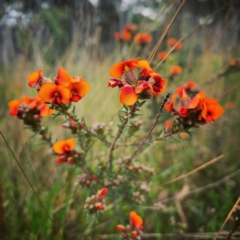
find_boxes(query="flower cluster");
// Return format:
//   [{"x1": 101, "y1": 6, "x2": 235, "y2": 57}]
[
  {"x1": 29, "y1": 67, "x2": 90, "y2": 105},
  {"x1": 52, "y1": 138, "x2": 82, "y2": 164},
  {"x1": 8, "y1": 96, "x2": 55, "y2": 130},
  {"x1": 114, "y1": 24, "x2": 137, "y2": 42},
  {"x1": 108, "y1": 58, "x2": 166, "y2": 105},
  {"x1": 165, "y1": 87, "x2": 224, "y2": 129},
  {"x1": 116, "y1": 211, "x2": 143, "y2": 239},
  {"x1": 84, "y1": 188, "x2": 108, "y2": 213}
]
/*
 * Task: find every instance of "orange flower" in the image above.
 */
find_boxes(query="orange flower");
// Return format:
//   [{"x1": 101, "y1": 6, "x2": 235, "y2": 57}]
[
  {"x1": 167, "y1": 38, "x2": 182, "y2": 50},
  {"x1": 200, "y1": 98, "x2": 224, "y2": 122},
  {"x1": 67, "y1": 78, "x2": 90, "y2": 102},
  {"x1": 53, "y1": 138, "x2": 75, "y2": 154},
  {"x1": 28, "y1": 69, "x2": 43, "y2": 87},
  {"x1": 130, "y1": 211, "x2": 143, "y2": 230},
  {"x1": 120, "y1": 85, "x2": 138, "y2": 106},
  {"x1": 134, "y1": 32, "x2": 152, "y2": 44},
  {"x1": 180, "y1": 132, "x2": 188, "y2": 139},
  {"x1": 171, "y1": 66, "x2": 182, "y2": 75},
  {"x1": 157, "y1": 51, "x2": 169, "y2": 61},
  {"x1": 109, "y1": 58, "x2": 139, "y2": 78},
  {"x1": 38, "y1": 82, "x2": 71, "y2": 104}
]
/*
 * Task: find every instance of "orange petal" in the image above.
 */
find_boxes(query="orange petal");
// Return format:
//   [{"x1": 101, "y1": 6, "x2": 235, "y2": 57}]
[
  {"x1": 55, "y1": 67, "x2": 73, "y2": 87},
  {"x1": 134, "y1": 60, "x2": 152, "y2": 70},
  {"x1": 64, "y1": 138, "x2": 75, "y2": 150},
  {"x1": 53, "y1": 140, "x2": 66, "y2": 154},
  {"x1": 28, "y1": 69, "x2": 43, "y2": 87},
  {"x1": 56, "y1": 85, "x2": 72, "y2": 104},
  {"x1": 99, "y1": 188, "x2": 108, "y2": 197},
  {"x1": 119, "y1": 85, "x2": 138, "y2": 106},
  {"x1": 171, "y1": 66, "x2": 182, "y2": 75},
  {"x1": 164, "y1": 94, "x2": 177, "y2": 112},
  {"x1": 69, "y1": 79, "x2": 90, "y2": 98},
  {"x1": 8, "y1": 100, "x2": 20, "y2": 116},
  {"x1": 130, "y1": 211, "x2": 143, "y2": 227},
  {"x1": 40, "y1": 104, "x2": 56, "y2": 117},
  {"x1": 188, "y1": 93, "x2": 201, "y2": 109},
  {"x1": 109, "y1": 58, "x2": 139, "y2": 78},
  {"x1": 38, "y1": 83, "x2": 57, "y2": 102}
]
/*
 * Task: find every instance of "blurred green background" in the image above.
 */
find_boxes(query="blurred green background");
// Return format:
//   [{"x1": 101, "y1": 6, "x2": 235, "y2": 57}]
[{"x1": 0, "y1": 0, "x2": 240, "y2": 239}]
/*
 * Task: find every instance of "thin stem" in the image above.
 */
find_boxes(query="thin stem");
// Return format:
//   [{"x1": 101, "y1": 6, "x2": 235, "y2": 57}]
[
  {"x1": 107, "y1": 104, "x2": 137, "y2": 171},
  {"x1": 128, "y1": 93, "x2": 170, "y2": 162},
  {"x1": 0, "y1": 131, "x2": 55, "y2": 225},
  {"x1": 148, "y1": 0, "x2": 187, "y2": 64}
]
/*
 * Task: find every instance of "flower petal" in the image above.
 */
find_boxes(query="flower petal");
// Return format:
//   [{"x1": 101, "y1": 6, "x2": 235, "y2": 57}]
[
  {"x1": 109, "y1": 58, "x2": 139, "y2": 78},
  {"x1": 119, "y1": 85, "x2": 138, "y2": 106},
  {"x1": 38, "y1": 83, "x2": 57, "y2": 102},
  {"x1": 8, "y1": 100, "x2": 20, "y2": 116},
  {"x1": 130, "y1": 211, "x2": 143, "y2": 227},
  {"x1": 55, "y1": 67, "x2": 73, "y2": 87},
  {"x1": 53, "y1": 140, "x2": 65, "y2": 154},
  {"x1": 64, "y1": 138, "x2": 75, "y2": 150},
  {"x1": 40, "y1": 104, "x2": 56, "y2": 117},
  {"x1": 28, "y1": 69, "x2": 43, "y2": 87},
  {"x1": 56, "y1": 85, "x2": 72, "y2": 104}
]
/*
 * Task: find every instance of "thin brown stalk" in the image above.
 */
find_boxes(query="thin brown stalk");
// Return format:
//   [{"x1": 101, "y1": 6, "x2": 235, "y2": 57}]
[
  {"x1": 154, "y1": 0, "x2": 234, "y2": 69},
  {"x1": 148, "y1": 0, "x2": 187, "y2": 64},
  {"x1": 214, "y1": 197, "x2": 240, "y2": 240},
  {"x1": 128, "y1": 93, "x2": 170, "y2": 162},
  {"x1": 0, "y1": 131, "x2": 55, "y2": 225},
  {"x1": 159, "y1": 154, "x2": 224, "y2": 187}
]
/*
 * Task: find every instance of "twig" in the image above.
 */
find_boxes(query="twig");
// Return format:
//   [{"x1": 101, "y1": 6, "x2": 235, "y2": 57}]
[
  {"x1": 214, "y1": 197, "x2": 240, "y2": 240},
  {"x1": 148, "y1": 0, "x2": 187, "y2": 64},
  {"x1": 154, "y1": 0, "x2": 235, "y2": 69},
  {"x1": 107, "y1": 104, "x2": 137, "y2": 171},
  {"x1": 127, "y1": 93, "x2": 170, "y2": 162}
]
